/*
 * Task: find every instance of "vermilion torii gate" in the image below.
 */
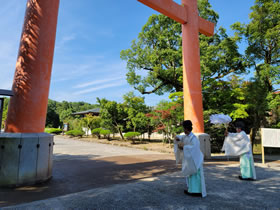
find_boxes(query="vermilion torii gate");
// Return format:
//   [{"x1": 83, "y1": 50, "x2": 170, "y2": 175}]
[
  {"x1": 138, "y1": 0, "x2": 214, "y2": 133},
  {"x1": 1, "y1": 0, "x2": 214, "y2": 186},
  {"x1": 5, "y1": 0, "x2": 214, "y2": 133}
]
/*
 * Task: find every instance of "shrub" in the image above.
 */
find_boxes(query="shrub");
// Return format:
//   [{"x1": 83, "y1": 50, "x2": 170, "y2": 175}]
[
  {"x1": 100, "y1": 129, "x2": 112, "y2": 140},
  {"x1": 92, "y1": 128, "x2": 103, "y2": 139},
  {"x1": 271, "y1": 122, "x2": 280, "y2": 128},
  {"x1": 45, "y1": 128, "x2": 62, "y2": 135},
  {"x1": 45, "y1": 128, "x2": 52, "y2": 133},
  {"x1": 65, "y1": 130, "x2": 85, "y2": 137},
  {"x1": 124, "y1": 132, "x2": 141, "y2": 143},
  {"x1": 124, "y1": 132, "x2": 141, "y2": 139}
]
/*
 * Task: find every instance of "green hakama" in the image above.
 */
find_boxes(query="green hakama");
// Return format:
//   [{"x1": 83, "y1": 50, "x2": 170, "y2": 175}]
[
  {"x1": 222, "y1": 131, "x2": 256, "y2": 180},
  {"x1": 187, "y1": 168, "x2": 202, "y2": 193},
  {"x1": 174, "y1": 133, "x2": 207, "y2": 197},
  {"x1": 240, "y1": 152, "x2": 256, "y2": 179}
]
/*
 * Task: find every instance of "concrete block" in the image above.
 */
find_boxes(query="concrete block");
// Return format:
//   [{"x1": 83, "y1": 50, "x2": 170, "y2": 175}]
[
  {"x1": 18, "y1": 133, "x2": 39, "y2": 185},
  {"x1": 37, "y1": 133, "x2": 53, "y2": 181},
  {"x1": 0, "y1": 133, "x2": 21, "y2": 186},
  {"x1": 0, "y1": 133, "x2": 53, "y2": 187},
  {"x1": 195, "y1": 133, "x2": 211, "y2": 159}
]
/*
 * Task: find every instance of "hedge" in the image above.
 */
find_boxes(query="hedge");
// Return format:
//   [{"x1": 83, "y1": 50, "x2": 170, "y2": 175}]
[
  {"x1": 124, "y1": 132, "x2": 141, "y2": 139},
  {"x1": 100, "y1": 129, "x2": 112, "y2": 140},
  {"x1": 124, "y1": 132, "x2": 141, "y2": 143},
  {"x1": 65, "y1": 130, "x2": 85, "y2": 137},
  {"x1": 92, "y1": 128, "x2": 103, "y2": 139},
  {"x1": 45, "y1": 128, "x2": 62, "y2": 135}
]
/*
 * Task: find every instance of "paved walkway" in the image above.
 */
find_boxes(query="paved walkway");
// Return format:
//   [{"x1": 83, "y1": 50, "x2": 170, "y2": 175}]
[{"x1": 1, "y1": 136, "x2": 280, "y2": 209}]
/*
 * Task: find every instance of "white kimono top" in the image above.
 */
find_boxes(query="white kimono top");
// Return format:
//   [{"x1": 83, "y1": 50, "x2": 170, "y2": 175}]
[
  {"x1": 222, "y1": 131, "x2": 251, "y2": 156},
  {"x1": 174, "y1": 132, "x2": 204, "y2": 176}
]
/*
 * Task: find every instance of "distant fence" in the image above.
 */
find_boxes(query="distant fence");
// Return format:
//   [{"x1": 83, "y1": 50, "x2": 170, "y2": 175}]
[
  {"x1": 114, "y1": 132, "x2": 165, "y2": 140},
  {"x1": 261, "y1": 128, "x2": 280, "y2": 164},
  {"x1": 83, "y1": 128, "x2": 166, "y2": 139}
]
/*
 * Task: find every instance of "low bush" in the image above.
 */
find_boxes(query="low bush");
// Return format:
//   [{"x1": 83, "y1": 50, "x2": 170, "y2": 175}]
[
  {"x1": 45, "y1": 128, "x2": 62, "y2": 135},
  {"x1": 92, "y1": 128, "x2": 103, "y2": 139},
  {"x1": 124, "y1": 132, "x2": 141, "y2": 143},
  {"x1": 65, "y1": 130, "x2": 85, "y2": 137},
  {"x1": 124, "y1": 132, "x2": 141, "y2": 139},
  {"x1": 100, "y1": 129, "x2": 112, "y2": 140}
]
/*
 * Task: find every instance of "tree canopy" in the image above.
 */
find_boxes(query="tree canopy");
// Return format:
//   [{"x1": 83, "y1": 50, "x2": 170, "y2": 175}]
[{"x1": 121, "y1": 0, "x2": 245, "y2": 96}]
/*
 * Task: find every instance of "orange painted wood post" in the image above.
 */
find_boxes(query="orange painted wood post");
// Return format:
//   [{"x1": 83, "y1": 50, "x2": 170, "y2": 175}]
[
  {"x1": 182, "y1": 0, "x2": 203, "y2": 133},
  {"x1": 138, "y1": 0, "x2": 214, "y2": 133},
  {"x1": 5, "y1": 0, "x2": 60, "y2": 133}
]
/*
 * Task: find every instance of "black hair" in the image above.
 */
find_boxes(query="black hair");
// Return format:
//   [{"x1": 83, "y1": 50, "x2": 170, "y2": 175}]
[
  {"x1": 182, "y1": 120, "x2": 193, "y2": 132},
  {"x1": 235, "y1": 121, "x2": 245, "y2": 130}
]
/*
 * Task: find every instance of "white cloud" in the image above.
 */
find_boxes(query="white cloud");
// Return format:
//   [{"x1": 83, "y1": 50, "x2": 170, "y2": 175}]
[
  {"x1": 73, "y1": 80, "x2": 127, "y2": 95},
  {"x1": 74, "y1": 76, "x2": 125, "y2": 89},
  {"x1": 51, "y1": 57, "x2": 126, "y2": 83},
  {"x1": 55, "y1": 34, "x2": 76, "y2": 50}
]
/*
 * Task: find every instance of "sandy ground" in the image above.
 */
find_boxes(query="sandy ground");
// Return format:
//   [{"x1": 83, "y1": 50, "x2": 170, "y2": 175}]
[{"x1": 1, "y1": 136, "x2": 280, "y2": 209}]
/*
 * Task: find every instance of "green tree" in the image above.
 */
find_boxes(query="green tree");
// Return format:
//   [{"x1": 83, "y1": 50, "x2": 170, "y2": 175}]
[
  {"x1": 203, "y1": 77, "x2": 251, "y2": 151},
  {"x1": 98, "y1": 98, "x2": 127, "y2": 140},
  {"x1": 59, "y1": 108, "x2": 74, "y2": 123},
  {"x1": 232, "y1": 0, "x2": 280, "y2": 92},
  {"x1": 231, "y1": 0, "x2": 280, "y2": 145},
  {"x1": 123, "y1": 92, "x2": 149, "y2": 133},
  {"x1": 46, "y1": 99, "x2": 60, "y2": 128},
  {"x1": 120, "y1": 0, "x2": 244, "y2": 96},
  {"x1": 147, "y1": 98, "x2": 183, "y2": 145},
  {"x1": 1, "y1": 98, "x2": 9, "y2": 129},
  {"x1": 120, "y1": 14, "x2": 183, "y2": 95},
  {"x1": 68, "y1": 118, "x2": 83, "y2": 131},
  {"x1": 45, "y1": 99, "x2": 98, "y2": 129},
  {"x1": 267, "y1": 92, "x2": 280, "y2": 127},
  {"x1": 203, "y1": 75, "x2": 249, "y2": 120},
  {"x1": 89, "y1": 116, "x2": 102, "y2": 131},
  {"x1": 80, "y1": 114, "x2": 96, "y2": 136}
]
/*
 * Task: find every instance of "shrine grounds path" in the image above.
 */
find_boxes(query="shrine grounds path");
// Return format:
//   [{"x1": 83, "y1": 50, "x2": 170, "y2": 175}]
[{"x1": 1, "y1": 136, "x2": 280, "y2": 209}]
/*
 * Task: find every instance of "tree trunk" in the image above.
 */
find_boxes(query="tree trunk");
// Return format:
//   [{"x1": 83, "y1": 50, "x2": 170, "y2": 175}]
[
  {"x1": 250, "y1": 127, "x2": 258, "y2": 154},
  {"x1": 117, "y1": 126, "x2": 124, "y2": 140}
]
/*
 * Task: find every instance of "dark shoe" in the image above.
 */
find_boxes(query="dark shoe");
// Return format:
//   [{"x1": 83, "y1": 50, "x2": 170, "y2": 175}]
[
  {"x1": 184, "y1": 189, "x2": 189, "y2": 195},
  {"x1": 239, "y1": 176, "x2": 256, "y2": 181},
  {"x1": 184, "y1": 190, "x2": 202, "y2": 197}
]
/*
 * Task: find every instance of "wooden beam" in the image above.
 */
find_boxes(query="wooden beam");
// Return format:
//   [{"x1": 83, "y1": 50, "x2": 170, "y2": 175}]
[
  {"x1": 198, "y1": 16, "x2": 215, "y2": 37},
  {"x1": 138, "y1": 0, "x2": 187, "y2": 24}
]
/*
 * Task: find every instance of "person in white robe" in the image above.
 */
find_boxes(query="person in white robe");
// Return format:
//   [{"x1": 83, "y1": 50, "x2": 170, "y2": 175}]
[
  {"x1": 174, "y1": 120, "x2": 207, "y2": 197},
  {"x1": 223, "y1": 121, "x2": 256, "y2": 180}
]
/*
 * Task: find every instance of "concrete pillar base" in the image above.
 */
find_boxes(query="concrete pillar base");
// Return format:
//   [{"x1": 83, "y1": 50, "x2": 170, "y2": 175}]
[
  {"x1": 0, "y1": 133, "x2": 53, "y2": 187},
  {"x1": 194, "y1": 133, "x2": 211, "y2": 159}
]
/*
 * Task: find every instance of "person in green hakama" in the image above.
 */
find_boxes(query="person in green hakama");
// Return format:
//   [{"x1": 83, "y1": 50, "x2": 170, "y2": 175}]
[
  {"x1": 174, "y1": 120, "x2": 207, "y2": 197},
  {"x1": 224, "y1": 122, "x2": 257, "y2": 181}
]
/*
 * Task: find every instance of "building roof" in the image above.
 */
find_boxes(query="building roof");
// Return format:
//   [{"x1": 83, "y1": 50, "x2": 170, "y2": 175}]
[
  {"x1": 72, "y1": 108, "x2": 100, "y2": 115},
  {"x1": 0, "y1": 89, "x2": 13, "y2": 96}
]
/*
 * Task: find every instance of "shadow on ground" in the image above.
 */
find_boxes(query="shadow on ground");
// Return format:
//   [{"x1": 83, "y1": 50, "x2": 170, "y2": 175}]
[
  {"x1": 0, "y1": 153, "x2": 176, "y2": 207},
  {"x1": 1, "y1": 152, "x2": 280, "y2": 209},
  {"x1": 2, "y1": 161, "x2": 280, "y2": 209}
]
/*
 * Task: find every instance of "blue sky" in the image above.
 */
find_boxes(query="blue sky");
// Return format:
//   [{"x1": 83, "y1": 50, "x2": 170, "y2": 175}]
[{"x1": 0, "y1": 0, "x2": 255, "y2": 106}]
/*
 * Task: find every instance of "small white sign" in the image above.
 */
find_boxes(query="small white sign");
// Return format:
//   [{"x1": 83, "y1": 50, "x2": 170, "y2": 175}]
[{"x1": 261, "y1": 128, "x2": 280, "y2": 148}]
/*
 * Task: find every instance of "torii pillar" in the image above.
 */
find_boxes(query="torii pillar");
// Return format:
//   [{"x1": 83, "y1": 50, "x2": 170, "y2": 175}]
[
  {"x1": 0, "y1": 0, "x2": 60, "y2": 187},
  {"x1": 5, "y1": 0, "x2": 60, "y2": 133},
  {"x1": 138, "y1": 0, "x2": 214, "y2": 134}
]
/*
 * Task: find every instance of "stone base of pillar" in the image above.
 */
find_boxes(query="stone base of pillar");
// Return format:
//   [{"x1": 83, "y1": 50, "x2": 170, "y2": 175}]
[
  {"x1": 0, "y1": 133, "x2": 53, "y2": 187},
  {"x1": 194, "y1": 133, "x2": 211, "y2": 159}
]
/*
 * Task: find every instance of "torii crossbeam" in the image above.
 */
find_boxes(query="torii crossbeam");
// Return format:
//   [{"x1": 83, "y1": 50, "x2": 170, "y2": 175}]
[{"x1": 138, "y1": 0, "x2": 214, "y2": 133}]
